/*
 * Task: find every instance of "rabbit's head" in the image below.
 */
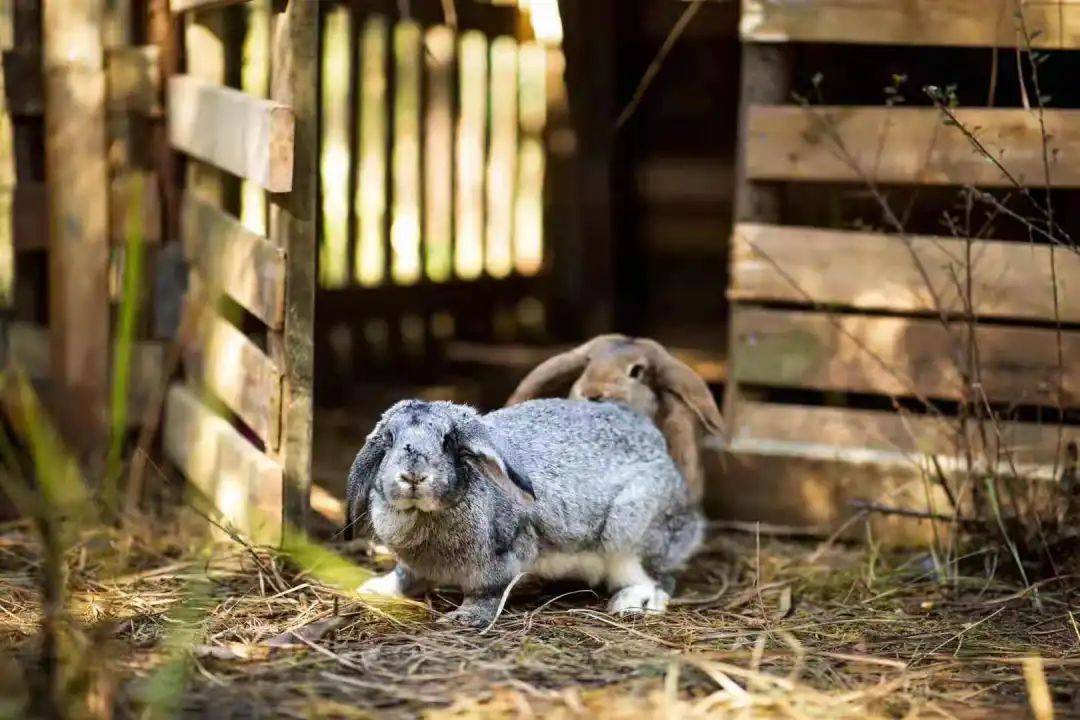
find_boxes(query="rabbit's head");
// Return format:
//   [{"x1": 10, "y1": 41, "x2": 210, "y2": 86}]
[
  {"x1": 345, "y1": 400, "x2": 534, "y2": 537},
  {"x1": 507, "y1": 335, "x2": 723, "y2": 435}
]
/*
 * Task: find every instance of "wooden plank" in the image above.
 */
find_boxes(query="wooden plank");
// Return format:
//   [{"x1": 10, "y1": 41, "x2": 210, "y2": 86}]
[
  {"x1": 705, "y1": 447, "x2": 943, "y2": 545},
  {"x1": 268, "y1": 0, "x2": 317, "y2": 528},
  {"x1": 732, "y1": 400, "x2": 1080, "y2": 477},
  {"x1": 731, "y1": 223, "x2": 1080, "y2": 323},
  {"x1": 181, "y1": 193, "x2": 285, "y2": 329},
  {"x1": 170, "y1": 0, "x2": 252, "y2": 13},
  {"x1": 163, "y1": 383, "x2": 282, "y2": 543},
  {"x1": 44, "y1": 0, "x2": 110, "y2": 449},
  {"x1": 168, "y1": 74, "x2": 295, "y2": 192},
  {"x1": 183, "y1": 299, "x2": 282, "y2": 448},
  {"x1": 741, "y1": 0, "x2": 1080, "y2": 50},
  {"x1": 706, "y1": 398, "x2": 1077, "y2": 544},
  {"x1": 107, "y1": 45, "x2": 162, "y2": 115},
  {"x1": 747, "y1": 106, "x2": 1080, "y2": 188},
  {"x1": 731, "y1": 307, "x2": 1080, "y2": 407},
  {"x1": 705, "y1": 447, "x2": 943, "y2": 546}
]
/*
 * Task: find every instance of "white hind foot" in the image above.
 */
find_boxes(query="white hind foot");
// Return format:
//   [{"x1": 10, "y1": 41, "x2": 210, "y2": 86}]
[
  {"x1": 357, "y1": 570, "x2": 404, "y2": 598},
  {"x1": 608, "y1": 583, "x2": 670, "y2": 615}
]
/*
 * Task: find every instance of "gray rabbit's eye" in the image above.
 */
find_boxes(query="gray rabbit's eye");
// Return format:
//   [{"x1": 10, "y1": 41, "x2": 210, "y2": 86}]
[{"x1": 627, "y1": 363, "x2": 646, "y2": 379}]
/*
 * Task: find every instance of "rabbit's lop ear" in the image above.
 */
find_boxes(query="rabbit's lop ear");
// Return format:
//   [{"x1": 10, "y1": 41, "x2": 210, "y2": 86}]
[
  {"x1": 457, "y1": 423, "x2": 535, "y2": 502},
  {"x1": 344, "y1": 424, "x2": 390, "y2": 540},
  {"x1": 506, "y1": 334, "x2": 629, "y2": 406},
  {"x1": 643, "y1": 340, "x2": 725, "y2": 437}
]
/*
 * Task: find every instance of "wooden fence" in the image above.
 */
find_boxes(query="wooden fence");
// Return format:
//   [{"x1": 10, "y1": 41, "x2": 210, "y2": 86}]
[
  {"x1": 162, "y1": 0, "x2": 315, "y2": 542},
  {"x1": 719, "y1": 0, "x2": 1080, "y2": 541},
  {"x1": 2, "y1": 0, "x2": 164, "y2": 448}
]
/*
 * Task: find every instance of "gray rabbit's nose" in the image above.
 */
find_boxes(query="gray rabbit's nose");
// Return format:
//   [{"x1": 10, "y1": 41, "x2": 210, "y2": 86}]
[
  {"x1": 585, "y1": 393, "x2": 603, "y2": 402},
  {"x1": 397, "y1": 471, "x2": 427, "y2": 487}
]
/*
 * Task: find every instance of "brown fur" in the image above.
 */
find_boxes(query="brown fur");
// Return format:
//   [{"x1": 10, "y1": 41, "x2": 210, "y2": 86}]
[{"x1": 506, "y1": 335, "x2": 723, "y2": 503}]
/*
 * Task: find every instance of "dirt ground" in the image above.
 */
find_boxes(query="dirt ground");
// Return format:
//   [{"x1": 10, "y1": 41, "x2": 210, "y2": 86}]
[{"x1": 2, "y1": 515, "x2": 1079, "y2": 720}]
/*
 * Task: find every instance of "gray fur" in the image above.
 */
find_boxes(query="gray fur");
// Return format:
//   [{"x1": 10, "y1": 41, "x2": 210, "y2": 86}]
[{"x1": 346, "y1": 398, "x2": 704, "y2": 627}]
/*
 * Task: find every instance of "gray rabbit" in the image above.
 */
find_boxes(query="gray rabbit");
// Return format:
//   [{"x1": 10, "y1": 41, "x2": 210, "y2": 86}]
[{"x1": 346, "y1": 397, "x2": 703, "y2": 628}]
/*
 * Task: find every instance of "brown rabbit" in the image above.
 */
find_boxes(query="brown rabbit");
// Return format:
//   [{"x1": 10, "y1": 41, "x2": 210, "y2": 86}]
[{"x1": 506, "y1": 335, "x2": 723, "y2": 503}]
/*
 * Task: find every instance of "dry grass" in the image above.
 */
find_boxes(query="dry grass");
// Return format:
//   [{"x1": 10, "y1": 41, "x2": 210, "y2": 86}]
[{"x1": 1, "y1": 516, "x2": 1079, "y2": 719}]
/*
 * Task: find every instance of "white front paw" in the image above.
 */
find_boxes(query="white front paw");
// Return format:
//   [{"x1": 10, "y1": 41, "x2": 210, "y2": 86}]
[
  {"x1": 357, "y1": 570, "x2": 404, "y2": 598},
  {"x1": 608, "y1": 583, "x2": 670, "y2": 615}
]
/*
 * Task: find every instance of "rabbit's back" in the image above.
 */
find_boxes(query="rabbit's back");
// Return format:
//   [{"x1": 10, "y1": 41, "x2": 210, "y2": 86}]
[
  {"x1": 486, "y1": 398, "x2": 670, "y2": 473},
  {"x1": 485, "y1": 399, "x2": 688, "y2": 510},
  {"x1": 485, "y1": 398, "x2": 698, "y2": 569}
]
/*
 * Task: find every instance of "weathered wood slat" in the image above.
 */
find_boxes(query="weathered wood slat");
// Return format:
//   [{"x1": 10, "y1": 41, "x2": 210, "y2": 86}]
[
  {"x1": 731, "y1": 400, "x2": 1079, "y2": 475},
  {"x1": 747, "y1": 106, "x2": 1080, "y2": 187},
  {"x1": 181, "y1": 193, "x2": 285, "y2": 329},
  {"x1": 107, "y1": 45, "x2": 161, "y2": 115},
  {"x1": 741, "y1": 0, "x2": 1080, "y2": 50},
  {"x1": 731, "y1": 307, "x2": 1080, "y2": 407},
  {"x1": 730, "y1": 223, "x2": 1080, "y2": 323},
  {"x1": 163, "y1": 383, "x2": 282, "y2": 543},
  {"x1": 704, "y1": 447, "x2": 943, "y2": 546},
  {"x1": 706, "y1": 398, "x2": 1076, "y2": 544},
  {"x1": 168, "y1": 74, "x2": 294, "y2": 192},
  {"x1": 169, "y1": 0, "x2": 252, "y2": 13},
  {"x1": 183, "y1": 300, "x2": 282, "y2": 449}
]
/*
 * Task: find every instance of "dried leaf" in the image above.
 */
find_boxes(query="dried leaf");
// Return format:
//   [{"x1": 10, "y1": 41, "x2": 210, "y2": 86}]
[{"x1": 263, "y1": 616, "x2": 347, "y2": 648}]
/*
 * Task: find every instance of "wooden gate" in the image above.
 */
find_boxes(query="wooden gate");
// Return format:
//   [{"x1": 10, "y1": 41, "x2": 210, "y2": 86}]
[
  {"x1": 162, "y1": 0, "x2": 316, "y2": 542},
  {"x1": 719, "y1": 0, "x2": 1080, "y2": 541}
]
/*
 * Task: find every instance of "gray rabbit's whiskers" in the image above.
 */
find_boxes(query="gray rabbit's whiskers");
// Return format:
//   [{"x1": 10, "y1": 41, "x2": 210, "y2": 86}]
[{"x1": 346, "y1": 398, "x2": 704, "y2": 628}]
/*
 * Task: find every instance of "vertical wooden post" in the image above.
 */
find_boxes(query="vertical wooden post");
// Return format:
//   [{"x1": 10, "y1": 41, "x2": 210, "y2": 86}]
[
  {"x1": 43, "y1": 0, "x2": 110, "y2": 449},
  {"x1": 552, "y1": 0, "x2": 615, "y2": 338},
  {"x1": 723, "y1": 43, "x2": 791, "y2": 429},
  {"x1": 269, "y1": 0, "x2": 316, "y2": 530}
]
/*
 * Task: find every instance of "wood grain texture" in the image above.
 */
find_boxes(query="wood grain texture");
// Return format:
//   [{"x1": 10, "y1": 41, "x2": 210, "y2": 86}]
[
  {"x1": 731, "y1": 399, "x2": 1079, "y2": 476},
  {"x1": 741, "y1": 0, "x2": 1080, "y2": 49},
  {"x1": 183, "y1": 299, "x2": 282, "y2": 448},
  {"x1": 163, "y1": 383, "x2": 282, "y2": 543},
  {"x1": 730, "y1": 223, "x2": 1080, "y2": 322},
  {"x1": 181, "y1": 193, "x2": 285, "y2": 329},
  {"x1": 746, "y1": 106, "x2": 1080, "y2": 187},
  {"x1": 44, "y1": 0, "x2": 110, "y2": 446},
  {"x1": 168, "y1": 74, "x2": 294, "y2": 191},
  {"x1": 268, "y1": 0, "x2": 317, "y2": 528},
  {"x1": 705, "y1": 398, "x2": 1075, "y2": 544},
  {"x1": 169, "y1": 0, "x2": 251, "y2": 13},
  {"x1": 107, "y1": 45, "x2": 161, "y2": 115},
  {"x1": 731, "y1": 307, "x2": 1080, "y2": 407},
  {"x1": 704, "y1": 447, "x2": 941, "y2": 546}
]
